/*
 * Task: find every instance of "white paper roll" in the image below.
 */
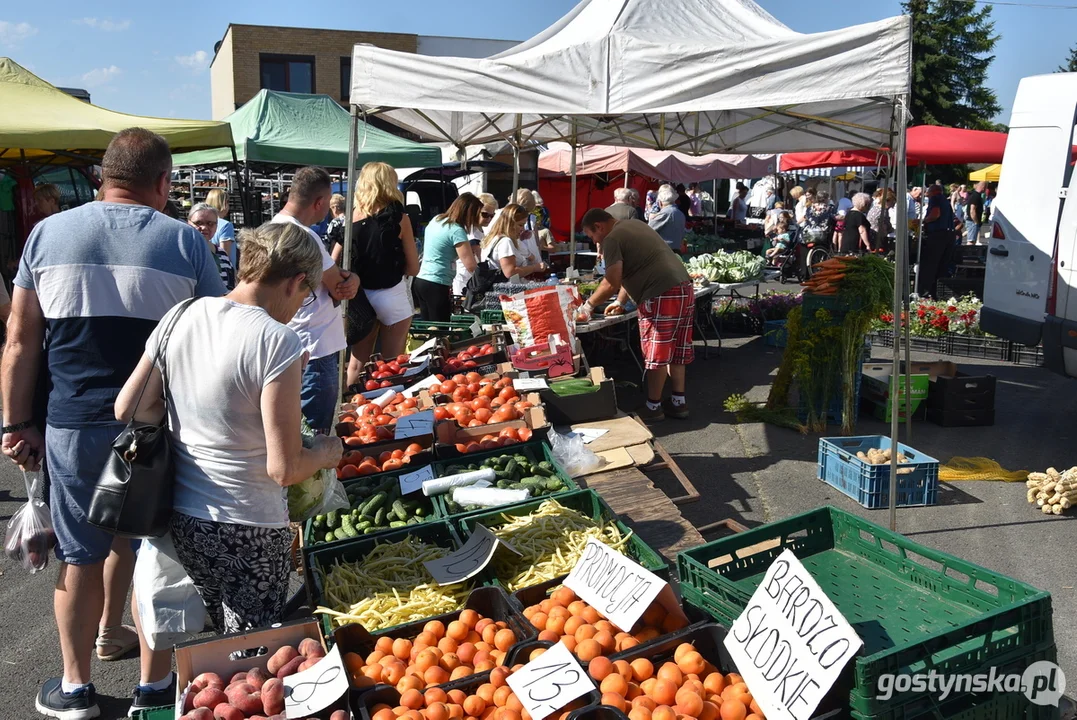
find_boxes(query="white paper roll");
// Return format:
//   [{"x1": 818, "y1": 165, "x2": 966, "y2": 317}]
[
  {"x1": 452, "y1": 487, "x2": 531, "y2": 507},
  {"x1": 422, "y1": 468, "x2": 497, "y2": 496}
]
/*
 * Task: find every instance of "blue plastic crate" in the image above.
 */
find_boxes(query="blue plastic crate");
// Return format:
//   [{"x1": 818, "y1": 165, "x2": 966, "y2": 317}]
[
  {"x1": 762, "y1": 319, "x2": 787, "y2": 347},
  {"x1": 818, "y1": 435, "x2": 939, "y2": 509}
]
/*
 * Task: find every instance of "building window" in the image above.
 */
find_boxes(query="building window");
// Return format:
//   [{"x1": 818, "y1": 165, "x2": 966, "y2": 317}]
[
  {"x1": 340, "y1": 57, "x2": 351, "y2": 102},
  {"x1": 259, "y1": 54, "x2": 315, "y2": 94}
]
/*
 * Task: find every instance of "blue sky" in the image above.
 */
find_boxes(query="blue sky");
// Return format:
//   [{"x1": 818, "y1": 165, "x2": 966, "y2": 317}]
[{"x1": 0, "y1": 0, "x2": 1071, "y2": 124}]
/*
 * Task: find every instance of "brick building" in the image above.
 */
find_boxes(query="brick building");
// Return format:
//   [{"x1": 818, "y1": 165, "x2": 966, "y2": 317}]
[{"x1": 210, "y1": 24, "x2": 516, "y2": 120}]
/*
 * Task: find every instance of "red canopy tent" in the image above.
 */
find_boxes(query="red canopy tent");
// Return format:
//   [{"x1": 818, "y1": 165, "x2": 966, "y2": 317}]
[{"x1": 779, "y1": 125, "x2": 1008, "y2": 170}]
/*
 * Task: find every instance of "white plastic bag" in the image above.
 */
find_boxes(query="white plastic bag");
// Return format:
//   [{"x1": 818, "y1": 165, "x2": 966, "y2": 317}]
[
  {"x1": 548, "y1": 430, "x2": 604, "y2": 477},
  {"x1": 3, "y1": 471, "x2": 55, "y2": 574},
  {"x1": 133, "y1": 535, "x2": 206, "y2": 650}
]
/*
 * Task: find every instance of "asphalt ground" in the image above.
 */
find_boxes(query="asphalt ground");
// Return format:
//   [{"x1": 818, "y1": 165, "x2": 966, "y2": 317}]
[{"x1": 1, "y1": 286, "x2": 1074, "y2": 718}]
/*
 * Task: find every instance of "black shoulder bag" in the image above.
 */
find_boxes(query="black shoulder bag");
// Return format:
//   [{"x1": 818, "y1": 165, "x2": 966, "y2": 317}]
[{"x1": 88, "y1": 298, "x2": 197, "y2": 538}]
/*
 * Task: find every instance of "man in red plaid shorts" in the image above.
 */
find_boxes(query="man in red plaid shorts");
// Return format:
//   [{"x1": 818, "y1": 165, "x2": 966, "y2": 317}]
[{"x1": 578, "y1": 208, "x2": 695, "y2": 422}]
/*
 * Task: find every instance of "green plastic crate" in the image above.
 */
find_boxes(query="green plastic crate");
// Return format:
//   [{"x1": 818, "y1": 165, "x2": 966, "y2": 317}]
[
  {"x1": 677, "y1": 506, "x2": 1053, "y2": 718},
  {"x1": 457, "y1": 488, "x2": 669, "y2": 592},
  {"x1": 301, "y1": 468, "x2": 444, "y2": 554},
  {"x1": 431, "y1": 442, "x2": 579, "y2": 519},
  {"x1": 481, "y1": 309, "x2": 505, "y2": 325},
  {"x1": 306, "y1": 520, "x2": 472, "y2": 638},
  {"x1": 131, "y1": 708, "x2": 171, "y2": 720},
  {"x1": 409, "y1": 315, "x2": 480, "y2": 342}
]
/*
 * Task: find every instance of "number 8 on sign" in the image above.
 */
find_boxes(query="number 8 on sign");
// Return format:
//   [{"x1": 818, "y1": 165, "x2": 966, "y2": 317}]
[{"x1": 506, "y1": 642, "x2": 596, "y2": 720}]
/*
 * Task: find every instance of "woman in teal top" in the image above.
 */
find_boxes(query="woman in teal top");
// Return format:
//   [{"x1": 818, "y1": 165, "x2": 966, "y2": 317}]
[{"x1": 414, "y1": 193, "x2": 482, "y2": 321}]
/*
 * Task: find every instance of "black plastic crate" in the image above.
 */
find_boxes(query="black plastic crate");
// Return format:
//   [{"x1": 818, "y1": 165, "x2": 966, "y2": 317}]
[
  {"x1": 927, "y1": 372, "x2": 996, "y2": 414},
  {"x1": 332, "y1": 586, "x2": 536, "y2": 690},
  {"x1": 948, "y1": 334, "x2": 1011, "y2": 361},
  {"x1": 936, "y1": 277, "x2": 984, "y2": 300},
  {"x1": 1010, "y1": 344, "x2": 1045, "y2": 367}
]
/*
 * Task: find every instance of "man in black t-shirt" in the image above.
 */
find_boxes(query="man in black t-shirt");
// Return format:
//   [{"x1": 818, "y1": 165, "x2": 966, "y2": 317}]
[{"x1": 964, "y1": 181, "x2": 985, "y2": 245}]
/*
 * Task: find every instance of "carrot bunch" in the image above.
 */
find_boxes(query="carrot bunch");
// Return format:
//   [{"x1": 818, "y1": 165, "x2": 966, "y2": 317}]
[{"x1": 801, "y1": 256, "x2": 854, "y2": 295}]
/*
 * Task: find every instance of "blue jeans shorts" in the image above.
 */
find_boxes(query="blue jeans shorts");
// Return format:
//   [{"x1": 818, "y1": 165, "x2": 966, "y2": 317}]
[
  {"x1": 46, "y1": 424, "x2": 138, "y2": 565},
  {"x1": 301, "y1": 353, "x2": 339, "y2": 433}
]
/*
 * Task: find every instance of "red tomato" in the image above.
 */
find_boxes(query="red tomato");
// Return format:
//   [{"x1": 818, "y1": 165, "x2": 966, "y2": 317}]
[
  {"x1": 479, "y1": 438, "x2": 498, "y2": 450},
  {"x1": 452, "y1": 388, "x2": 471, "y2": 404},
  {"x1": 468, "y1": 419, "x2": 484, "y2": 428},
  {"x1": 466, "y1": 345, "x2": 480, "y2": 355},
  {"x1": 402, "y1": 397, "x2": 418, "y2": 409},
  {"x1": 375, "y1": 425, "x2": 394, "y2": 441},
  {"x1": 463, "y1": 361, "x2": 477, "y2": 368},
  {"x1": 465, "y1": 372, "x2": 482, "y2": 384},
  {"x1": 375, "y1": 360, "x2": 387, "y2": 368},
  {"x1": 433, "y1": 407, "x2": 452, "y2": 421},
  {"x1": 435, "y1": 374, "x2": 446, "y2": 381},
  {"x1": 380, "y1": 380, "x2": 393, "y2": 388},
  {"x1": 480, "y1": 344, "x2": 495, "y2": 355},
  {"x1": 357, "y1": 463, "x2": 380, "y2": 475},
  {"x1": 405, "y1": 443, "x2": 423, "y2": 455},
  {"x1": 341, "y1": 450, "x2": 363, "y2": 466},
  {"x1": 452, "y1": 374, "x2": 467, "y2": 384},
  {"x1": 440, "y1": 380, "x2": 458, "y2": 394},
  {"x1": 479, "y1": 385, "x2": 497, "y2": 400},
  {"x1": 391, "y1": 449, "x2": 405, "y2": 460},
  {"x1": 472, "y1": 396, "x2": 491, "y2": 410},
  {"x1": 465, "y1": 441, "x2": 482, "y2": 454},
  {"x1": 365, "y1": 380, "x2": 379, "y2": 391},
  {"x1": 499, "y1": 427, "x2": 520, "y2": 441},
  {"x1": 338, "y1": 465, "x2": 360, "y2": 480},
  {"x1": 518, "y1": 428, "x2": 533, "y2": 442},
  {"x1": 387, "y1": 362, "x2": 402, "y2": 374},
  {"x1": 396, "y1": 354, "x2": 411, "y2": 364},
  {"x1": 455, "y1": 443, "x2": 467, "y2": 453},
  {"x1": 378, "y1": 451, "x2": 393, "y2": 464},
  {"x1": 458, "y1": 353, "x2": 473, "y2": 361},
  {"x1": 344, "y1": 436, "x2": 364, "y2": 447},
  {"x1": 383, "y1": 458, "x2": 403, "y2": 472}
]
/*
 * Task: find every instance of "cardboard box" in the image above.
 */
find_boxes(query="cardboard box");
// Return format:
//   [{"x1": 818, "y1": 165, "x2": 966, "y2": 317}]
[
  {"x1": 860, "y1": 362, "x2": 934, "y2": 421},
  {"x1": 539, "y1": 367, "x2": 618, "y2": 425},
  {"x1": 434, "y1": 404, "x2": 550, "y2": 459},
  {"x1": 174, "y1": 619, "x2": 325, "y2": 715},
  {"x1": 506, "y1": 337, "x2": 588, "y2": 379}
]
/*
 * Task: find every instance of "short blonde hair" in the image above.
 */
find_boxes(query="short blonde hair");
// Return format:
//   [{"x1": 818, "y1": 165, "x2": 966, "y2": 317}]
[
  {"x1": 329, "y1": 193, "x2": 346, "y2": 213},
  {"x1": 514, "y1": 188, "x2": 536, "y2": 213},
  {"x1": 354, "y1": 162, "x2": 403, "y2": 216},
  {"x1": 237, "y1": 221, "x2": 324, "y2": 292},
  {"x1": 789, "y1": 186, "x2": 803, "y2": 201},
  {"x1": 478, "y1": 192, "x2": 497, "y2": 209},
  {"x1": 205, "y1": 188, "x2": 229, "y2": 215}
]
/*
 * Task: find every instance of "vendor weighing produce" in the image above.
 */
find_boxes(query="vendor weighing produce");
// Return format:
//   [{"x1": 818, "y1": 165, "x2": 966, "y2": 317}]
[{"x1": 577, "y1": 209, "x2": 694, "y2": 422}]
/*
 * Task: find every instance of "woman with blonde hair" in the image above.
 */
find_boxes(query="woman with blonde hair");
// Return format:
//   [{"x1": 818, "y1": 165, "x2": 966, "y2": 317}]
[
  {"x1": 480, "y1": 204, "x2": 546, "y2": 279},
  {"x1": 118, "y1": 221, "x2": 341, "y2": 695},
  {"x1": 33, "y1": 183, "x2": 62, "y2": 217},
  {"x1": 324, "y1": 192, "x2": 347, "y2": 254},
  {"x1": 333, "y1": 162, "x2": 419, "y2": 384},
  {"x1": 204, "y1": 188, "x2": 236, "y2": 267}
]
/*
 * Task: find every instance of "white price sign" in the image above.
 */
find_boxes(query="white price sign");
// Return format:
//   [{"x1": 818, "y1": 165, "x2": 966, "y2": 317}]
[
  {"x1": 723, "y1": 549, "x2": 863, "y2": 720},
  {"x1": 282, "y1": 643, "x2": 349, "y2": 718},
  {"x1": 409, "y1": 337, "x2": 439, "y2": 361},
  {"x1": 395, "y1": 410, "x2": 435, "y2": 440},
  {"x1": 563, "y1": 538, "x2": 685, "y2": 632},
  {"x1": 422, "y1": 525, "x2": 518, "y2": 586},
  {"x1": 513, "y1": 377, "x2": 549, "y2": 392},
  {"x1": 402, "y1": 375, "x2": 440, "y2": 398},
  {"x1": 506, "y1": 641, "x2": 595, "y2": 720},
  {"x1": 399, "y1": 465, "x2": 435, "y2": 495},
  {"x1": 401, "y1": 358, "x2": 430, "y2": 378}
]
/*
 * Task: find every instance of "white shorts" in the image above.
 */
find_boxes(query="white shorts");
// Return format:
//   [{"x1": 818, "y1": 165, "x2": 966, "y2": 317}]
[{"x1": 364, "y1": 278, "x2": 414, "y2": 326}]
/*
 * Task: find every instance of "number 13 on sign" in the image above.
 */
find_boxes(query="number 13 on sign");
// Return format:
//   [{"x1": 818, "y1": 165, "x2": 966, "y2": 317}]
[{"x1": 506, "y1": 642, "x2": 595, "y2": 720}]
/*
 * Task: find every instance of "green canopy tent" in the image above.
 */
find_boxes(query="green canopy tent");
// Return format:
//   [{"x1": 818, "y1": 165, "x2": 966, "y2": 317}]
[{"x1": 171, "y1": 90, "x2": 442, "y2": 171}]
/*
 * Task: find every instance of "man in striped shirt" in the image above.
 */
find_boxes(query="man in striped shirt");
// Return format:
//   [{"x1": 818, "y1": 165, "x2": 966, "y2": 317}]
[{"x1": 2, "y1": 128, "x2": 225, "y2": 719}]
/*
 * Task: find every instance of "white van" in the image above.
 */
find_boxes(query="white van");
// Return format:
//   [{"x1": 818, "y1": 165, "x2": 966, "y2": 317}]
[{"x1": 981, "y1": 73, "x2": 1077, "y2": 375}]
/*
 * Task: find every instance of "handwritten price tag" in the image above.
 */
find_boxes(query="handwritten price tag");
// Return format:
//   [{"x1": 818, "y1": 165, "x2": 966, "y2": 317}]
[
  {"x1": 563, "y1": 538, "x2": 671, "y2": 632},
  {"x1": 513, "y1": 377, "x2": 549, "y2": 392},
  {"x1": 409, "y1": 337, "x2": 439, "y2": 361},
  {"x1": 506, "y1": 641, "x2": 595, "y2": 720},
  {"x1": 401, "y1": 358, "x2": 430, "y2": 378},
  {"x1": 283, "y1": 643, "x2": 349, "y2": 719},
  {"x1": 395, "y1": 410, "x2": 435, "y2": 440},
  {"x1": 422, "y1": 525, "x2": 518, "y2": 586},
  {"x1": 399, "y1": 465, "x2": 435, "y2": 495},
  {"x1": 402, "y1": 375, "x2": 440, "y2": 398}
]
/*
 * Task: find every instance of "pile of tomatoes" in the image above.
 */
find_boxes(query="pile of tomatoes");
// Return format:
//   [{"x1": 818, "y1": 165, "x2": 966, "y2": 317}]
[
  {"x1": 429, "y1": 373, "x2": 534, "y2": 428},
  {"x1": 337, "y1": 443, "x2": 426, "y2": 478},
  {"x1": 362, "y1": 354, "x2": 421, "y2": 389},
  {"x1": 452, "y1": 426, "x2": 534, "y2": 455},
  {"x1": 441, "y1": 343, "x2": 498, "y2": 374},
  {"x1": 338, "y1": 392, "x2": 427, "y2": 445}
]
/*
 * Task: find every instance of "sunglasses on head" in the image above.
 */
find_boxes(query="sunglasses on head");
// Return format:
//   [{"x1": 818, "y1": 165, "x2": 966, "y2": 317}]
[{"x1": 481, "y1": 212, "x2": 494, "y2": 219}]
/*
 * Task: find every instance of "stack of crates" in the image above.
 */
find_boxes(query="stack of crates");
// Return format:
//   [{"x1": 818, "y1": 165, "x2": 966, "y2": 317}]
[{"x1": 677, "y1": 506, "x2": 1056, "y2": 719}]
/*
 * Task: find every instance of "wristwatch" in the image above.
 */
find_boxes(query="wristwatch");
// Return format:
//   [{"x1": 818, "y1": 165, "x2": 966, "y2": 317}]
[{"x1": 2, "y1": 420, "x2": 33, "y2": 434}]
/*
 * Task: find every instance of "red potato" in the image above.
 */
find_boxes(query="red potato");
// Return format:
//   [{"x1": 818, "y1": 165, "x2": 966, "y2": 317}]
[
  {"x1": 225, "y1": 682, "x2": 263, "y2": 716},
  {"x1": 275, "y1": 655, "x2": 304, "y2": 679},
  {"x1": 213, "y1": 703, "x2": 244, "y2": 720},
  {"x1": 267, "y1": 645, "x2": 299, "y2": 675},
  {"x1": 261, "y1": 678, "x2": 285, "y2": 716},
  {"x1": 181, "y1": 709, "x2": 214, "y2": 720},
  {"x1": 298, "y1": 637, "x2": 324, "y2": 659},
  {"x1": 193, "y1": 687, "x2": 228, "y2": 710},
  {"x1": 246, "y1": 667, "x2": 270, "y2": 690}
]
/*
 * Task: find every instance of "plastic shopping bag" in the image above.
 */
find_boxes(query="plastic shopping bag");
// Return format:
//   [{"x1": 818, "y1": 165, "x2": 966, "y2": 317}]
[
  {"x1": 287, "y1": 420, "x2": 349, "y2": 522},
  {"x1": 133, "y1": 535, "x2": 206, "y2": 650},
  {"x1": 548, "y1": 430, "x2": 604, "y2": 477},
  {"x1": 3, "y1": 471, "x2": 56, "y2": 574}
]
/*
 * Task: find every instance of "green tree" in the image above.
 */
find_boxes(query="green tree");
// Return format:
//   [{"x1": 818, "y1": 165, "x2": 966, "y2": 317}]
[
  {"x1": 1059, "y1": 44, "x2": 1077, "y2": 73},
  {"x1": 902, "y1": 0, "x2": 1001, "y2": 130}
]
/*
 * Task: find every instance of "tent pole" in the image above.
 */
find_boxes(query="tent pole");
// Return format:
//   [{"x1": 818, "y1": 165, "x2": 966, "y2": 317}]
[
  {"x1": 512, "y1": 115, "x2": 522, "y2": 197},
  {"x1": 230, "y1": 146, "x2": 249, "y2": 228},
  {"x1": 624, "y1": 172, "x2": 630, "y2": 189},
  {"x1": 713, "y1": 179, "x2": 718, "y2": 234},
  {"x1": 889, "y1": 102, "x2": 909, "y2": 533},
  {"x1": 339, "y1": 105, "x2": 360, "y2": 413},
  {"x1": 902, "y1": 164, "x2": 913, "y2": 442},
  {"x1": 569, "y1": 125, "x2": 578, "y2": 269}
]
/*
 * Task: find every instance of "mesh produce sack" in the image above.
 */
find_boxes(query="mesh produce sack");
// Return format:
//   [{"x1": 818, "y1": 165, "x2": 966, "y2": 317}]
[{"x1": 500, "y1": 285, "x2": 582, "y2": 348}]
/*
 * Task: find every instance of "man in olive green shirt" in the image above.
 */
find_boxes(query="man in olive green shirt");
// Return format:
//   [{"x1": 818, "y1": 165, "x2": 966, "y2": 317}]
[{"x1": 578, "y1": 209, "x2": 695, "y2": 422}]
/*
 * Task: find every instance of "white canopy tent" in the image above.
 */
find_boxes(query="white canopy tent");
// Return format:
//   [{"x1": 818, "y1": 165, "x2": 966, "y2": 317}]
[{"x1": 340, "y1": 0, "x2": 915, "y2": 528}]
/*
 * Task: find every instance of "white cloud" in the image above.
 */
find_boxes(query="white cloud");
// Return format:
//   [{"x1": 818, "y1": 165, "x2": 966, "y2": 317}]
[
  {"x1": 80, "y1": 65, "x2": 122, "y2": 87},
  {"x1": 0, "y1": 20, "x2": 38, "y2": 46},
  {"x1": 74, "y1": 17, "x2": 131, "y2": 31},
  {"x1": 175, "y1": 50, "x2": 210, "y2": 71}
]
